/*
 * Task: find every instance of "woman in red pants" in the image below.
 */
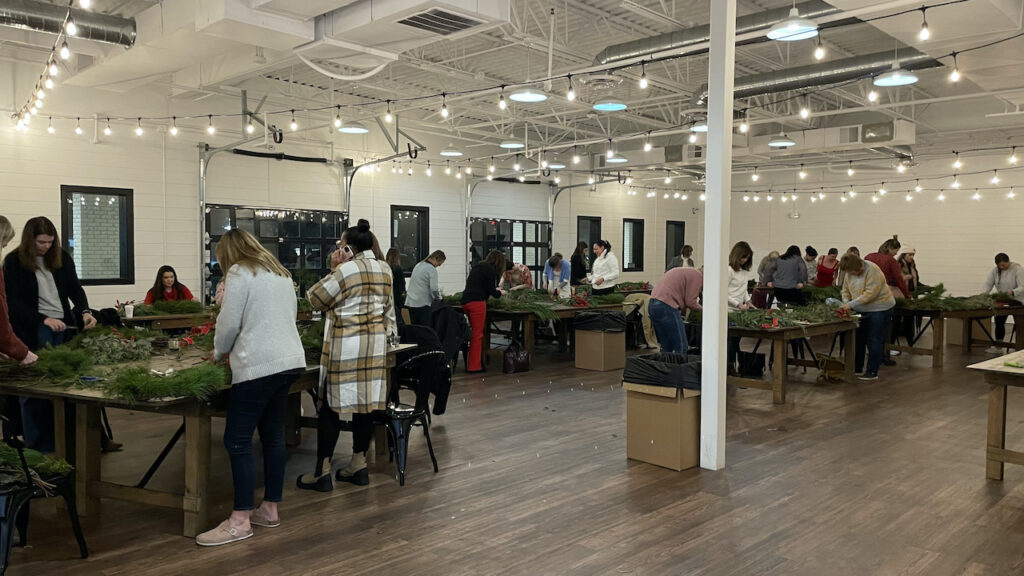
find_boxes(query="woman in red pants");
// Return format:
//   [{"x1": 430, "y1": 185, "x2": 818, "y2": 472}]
[{"x1": 461, "y1": 250, "x2": 507, "y2": 373}]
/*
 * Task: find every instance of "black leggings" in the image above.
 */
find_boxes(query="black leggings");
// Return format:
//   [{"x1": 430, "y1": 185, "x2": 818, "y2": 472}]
[{"x1": 316, "y1": 406, "x2": 374, "y2": 462}]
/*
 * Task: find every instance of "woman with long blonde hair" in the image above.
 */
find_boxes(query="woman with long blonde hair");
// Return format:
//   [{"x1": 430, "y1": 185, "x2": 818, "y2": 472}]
[{"x1": 196, "y1": 229, "x2": 306, "y2": 546}]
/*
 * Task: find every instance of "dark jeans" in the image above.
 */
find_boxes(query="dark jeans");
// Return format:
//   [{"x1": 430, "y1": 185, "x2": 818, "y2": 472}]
[
  {"x1": 995, "y1": 316, "x2": 1009, "y2": 342},
  {"x1": 409, "y1": 306, "x2": 432, "y2": 328},
  {"x1": 727, "y1": 336, "x2": 741, "y2": 366},
  {"x1": 592, "y1": 286, "x2": 615, "y2": 296},
  {"x1": 223, "y1": 369, "x2": 301, "y2": 511},
  {"x1": 649, "y1": 298, "x2": 687, "y2": 354},
  {"x1": 855, "y1": 308, "x2": 894, "y2": 375},
  {"x1": 315, "y1": 406, "x2": 374, "y2": 464},
  {"x1": 21, "y1": 325, "x2": 66, "y2": 452}
]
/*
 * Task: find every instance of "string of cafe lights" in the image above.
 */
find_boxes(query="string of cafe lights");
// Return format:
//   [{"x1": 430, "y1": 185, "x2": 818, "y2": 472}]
[
  {"x1": 12, "y1": 0, "x2": 85, "y2": 132},
  {"x1": 13, "y1": 0, "x2": 999, "y2": 145}
]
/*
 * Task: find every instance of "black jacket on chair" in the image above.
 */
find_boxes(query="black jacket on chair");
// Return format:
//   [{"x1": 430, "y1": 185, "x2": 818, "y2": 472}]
[
  {"x1": 3, "y1": 250, "x2": 90, "y2": 350},
  {"x1": 430, "y1": 301, "x2": 471, "y2": 366},
  {"x1": 397, "y1": 324, "x2": 453, "y2": 415}
]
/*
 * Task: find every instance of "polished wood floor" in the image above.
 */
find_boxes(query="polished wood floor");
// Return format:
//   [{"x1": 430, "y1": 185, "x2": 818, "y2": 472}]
[{"x1": 12, "y1": 335, "x2": 1024, "y2": 576}]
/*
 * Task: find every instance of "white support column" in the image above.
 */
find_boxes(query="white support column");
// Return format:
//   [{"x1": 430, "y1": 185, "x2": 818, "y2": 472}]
[{"x1": 700, "y1": 0, "x2": 737, "y2": 470}]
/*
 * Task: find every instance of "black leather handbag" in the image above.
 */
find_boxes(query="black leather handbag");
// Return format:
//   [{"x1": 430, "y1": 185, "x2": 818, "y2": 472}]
[{"x1": 502, "y1": 340, "x2": 531, "y2": 374}]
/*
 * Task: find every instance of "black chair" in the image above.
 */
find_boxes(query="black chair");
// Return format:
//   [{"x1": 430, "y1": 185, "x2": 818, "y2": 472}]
[
  {"x1": 0, "y1": 415, "x2": 87, "y2": 574},
  {"x1": 375, "y1": 349, "x2": 449, "y2": 486}
]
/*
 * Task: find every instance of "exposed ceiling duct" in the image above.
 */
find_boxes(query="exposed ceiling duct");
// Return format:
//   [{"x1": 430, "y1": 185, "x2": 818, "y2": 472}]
[
  {"x1": 691, "y1": 50, "x2": 942, "y2": 106},
  {"x1": 593, "y1": 0, "x2": 845, "y2": 65},
  {"x1": 0, "y1": 0, "x2": 136, "y2": 47}
]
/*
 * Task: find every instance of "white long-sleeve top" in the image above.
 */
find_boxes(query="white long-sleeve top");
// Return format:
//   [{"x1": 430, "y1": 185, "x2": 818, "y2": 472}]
[
  {"x1": 983, "y1": 262, "x2": 1024, "y2": 298},
  {"x1": 727, "y1": 267, "x2": 752, "y2": 310},
  {"x1": 214, "y1": 264, "x2": 307, "y2": 384},
  {"x1": 588, "y1": 251, "x2": 620, "y2": 288}
]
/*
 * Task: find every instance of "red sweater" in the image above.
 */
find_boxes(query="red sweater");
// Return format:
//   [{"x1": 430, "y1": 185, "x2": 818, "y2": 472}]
[
  {"x1": 144, "y1": 285, "x2": 195, "y2": 305},
  {"x1": 864, "y1": 253, "x2": 910, "y2": 298},
  {"x1": 0, "y1": 269, "x2": 29, "y2": 361}
]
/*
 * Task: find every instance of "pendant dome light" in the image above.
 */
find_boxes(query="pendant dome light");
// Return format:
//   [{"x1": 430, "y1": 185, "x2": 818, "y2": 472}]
[
  {"x1": 768, "y1": 133, "x2": 796, "y2": 148},
  {"x1": 767, "y1": 4, "x2": 819, "y2": 42},
  {"x1": 338, "y1": 121, "x2": 369, "y2": 134},
  {"x1": 873, "y1": 62, "x2": 919, "y2": 87},
  {"x1": 593, "y1": 98, "x2": 627, "y2": 112},
  {"x1": 440, "y1": 143, "x2": 464, "y2": 157},
  {"x1": 499, "y1": 139, "x2": 525, "y2": 150},
  {"x1": 509, "y1": 87, "x2": 548, "y2": 103}
]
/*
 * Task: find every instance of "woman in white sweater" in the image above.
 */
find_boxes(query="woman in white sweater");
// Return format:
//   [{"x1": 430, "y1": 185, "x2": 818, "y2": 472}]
[
  {"x1": 584, "y1": 239, "x2": 620, "y2": 295},
  {"x1": 197, "y1": 229, "x2": 306, "y2": 547},
  {"x1": 726, "y1": 242, "x2": 754, "y2": 375}
]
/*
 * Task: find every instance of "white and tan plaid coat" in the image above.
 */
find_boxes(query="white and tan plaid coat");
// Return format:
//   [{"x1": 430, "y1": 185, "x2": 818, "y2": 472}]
[{"x1": 308, "y1": 250, "x2": 398, "y2": 413}]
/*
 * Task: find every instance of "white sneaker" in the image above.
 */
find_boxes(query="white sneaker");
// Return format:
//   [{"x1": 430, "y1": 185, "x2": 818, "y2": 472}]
[
  {"x1": 985, "y1": 346, "x2": 1005, "y2": 355},
  {"x1": 889, "y1": 350, "x2": 901, "y2": 357}
]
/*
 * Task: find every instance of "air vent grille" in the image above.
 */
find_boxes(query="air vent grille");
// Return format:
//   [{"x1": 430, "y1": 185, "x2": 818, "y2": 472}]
[{"x1": 397, "y1": 9, "x2": 483, "y2": 36}]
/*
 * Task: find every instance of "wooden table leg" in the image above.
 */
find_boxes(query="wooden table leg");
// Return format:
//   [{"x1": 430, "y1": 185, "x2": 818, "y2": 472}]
[
  {"x1": 933, "y1": 314, "x2": 945, "y2": 368},
  {"x1": 987, "y1": 384, "x2": 1008, "y2": 480},
  {"x1": 183, "y1": 413, "x2": 211, "y2": 538},
  {"x1": 843, "y1": 329, "x2": 855, "y2": 383},
  {"x1": 1015, "y1": 315, "x2": 1024, "y2": 350},
  {"x1": 524, "y1": 316, "x2": 535, "y2": 354},
  {"x1": 75, "y1": 403, "x2": 101, "y2": 515},
  {"x1": 772, "y1": 338, "x2": 787, "y2": 404}
]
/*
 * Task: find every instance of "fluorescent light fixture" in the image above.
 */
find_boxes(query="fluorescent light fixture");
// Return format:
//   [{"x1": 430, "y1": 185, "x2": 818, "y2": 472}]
[
  {"x1": 768, "y1": 133, "x2": 796, "y2": 148},
  {"x1": 499, "y1": 140, "x2": 525, "y2": 149},
  {"x1": 548, "y1": 162, "x2": 567, "y2": 170},
  {"x1": 338, "y1": 121, "x2": 369, "y2": 134},
  {"x1": 509, "y1": 87, "x2": 548, "y2": 103},
  {"x1": 593, "y1": 98, "x2": 627, "y2": 112},
  {"x1": 606, "y1": 155, "x2": 629, "y2": 164},
  {"x1": 440, "y1": 144, "x2": 464, "y2": 157},
  {"x1": 767, "y1": 8, "x2": 818, "y2": 42},
  {"x1": 691, "y1": 121, "x2": 708, "y2": 133},
  {"x1": 873, "y1": 64, "x2": 919, "y2": 87}
]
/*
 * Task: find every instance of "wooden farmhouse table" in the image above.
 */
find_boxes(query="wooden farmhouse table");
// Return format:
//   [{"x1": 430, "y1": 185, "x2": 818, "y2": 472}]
[
  {"x1": 1, "y1": 343, "x2": 414, "y2": 537},
  {"x1": 454, "y1": 302, "x2": 626, "y2": 356},
  {"x1": 968, "y1": 350, "x2": 1024, "y2": 481},
  {"x1": 726, "y1": 320, "x2": 857, "y2": 405},
  {"x1": 887, "y1": 306, "x2": 1024, "y2": 368}
]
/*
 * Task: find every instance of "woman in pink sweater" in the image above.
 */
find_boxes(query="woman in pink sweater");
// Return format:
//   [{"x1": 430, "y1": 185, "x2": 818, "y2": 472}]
[{"x1": 649, "y1": 267, "x2": 703, "y2": 354}]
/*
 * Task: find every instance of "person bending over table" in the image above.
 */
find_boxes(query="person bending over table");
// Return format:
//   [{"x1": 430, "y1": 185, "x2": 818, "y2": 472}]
[
  {"x1": 983, "y1": 252, "x2": 1024, "y2": 354},
  {"x1": 543, "y1": 253, "x2": 572, "y2": 299},
  {"x1": 144, "y1": 265, "x2": 197, "y2": 304},
  {"x1": 3, "y1": 216, "x2": 96, "y2": 453},
  {"x1": 769, "y1": 245, "x2": 807, "y2": 306},
  {"x1": 406, "y1": 250, "x2": 446, "y2": 327},
  {"x1": 839, "y1": 252, "x2": 896, "y2": 382},
  {"x1": 649, "y1": 266, "x2": 703, "y2": 354},
  {"x1": 500, "y1": 262, "x2": 534, "y2": 292},
  {"x1": 197, "y1": 228, "x2": 305, "y2": 547},
  {"x1": 298, "y1": 220, "x2": 398, "y2": 492},
  {"x1": 0, "y1": 216, "x2": 37, "y2": 367},
  {"x1": 462, "y1": 250, "x2": 507, "y2": 374},
  {"x1": 727, "y1": 241, "x2": 755, "y2": 375},
  {"x1": 582, "y1": 240, "x2": 619, "y2": 295}
]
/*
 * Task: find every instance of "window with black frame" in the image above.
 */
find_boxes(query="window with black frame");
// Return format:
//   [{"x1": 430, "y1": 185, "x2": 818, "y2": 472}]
[
  {"x1": 391, "y1": 206, "x2": 429, "y2": 274},
  {"x1": 622, "y1": 218, "x2": 645, "y2": 272},
  {"x1": 577, "y1": 216, "x2": 601, "y2": 271},
  {"x1": 60, "y1": 185, "x2": 135, "y2": 285},
  {"x1": 665, "y1": 220, "x2": 686, "y2": 270},
  {"x1": 205, "y1": 205, "x2": 347, "y2": 301},
  {"x1": 469, "y1": 218, "x2": 551, "y2": 287}
]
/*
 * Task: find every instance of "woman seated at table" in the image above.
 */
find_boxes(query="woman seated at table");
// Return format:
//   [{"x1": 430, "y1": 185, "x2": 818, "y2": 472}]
[
  {"x1": 839, "y1": 251, "x2": 896, "y2": 382},
  {"x1": 297, "y1": 219, "x2": 397, "y2": 491},
  {"x1": 500, "y1": 262, "x2": 534, "y2": 292},
  {"x1": 543, "y1": 253, "x2": 572, "y2": 299},
  {"x1": 144, "y1": 265, "x2": 197, "y2": 304},
  {"x1": 197, "y1": 229, "x2": 305, "y2": 546}
]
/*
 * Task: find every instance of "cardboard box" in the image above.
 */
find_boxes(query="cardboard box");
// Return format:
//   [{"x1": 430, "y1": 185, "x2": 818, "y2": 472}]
[
  {"x1": 624, "y1": 382, "x2": 700, "y2": 471},
  {"x1": 574, "y1": 330, "x2": 626, "y2": 371},
  {"x1": 946, "y1": 317, "x2": 995, "y2": 346}
]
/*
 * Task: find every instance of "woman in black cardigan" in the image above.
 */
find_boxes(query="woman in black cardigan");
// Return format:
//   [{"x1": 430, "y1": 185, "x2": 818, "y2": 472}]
[
  {"x1": 3, "y1": 217, "x2": 95, "y2": 452},
  {"x1": 461, "y1": 250, "x2": 507, "y2": 373}
]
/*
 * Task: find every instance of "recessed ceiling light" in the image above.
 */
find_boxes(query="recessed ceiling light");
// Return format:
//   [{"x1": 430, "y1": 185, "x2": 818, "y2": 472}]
[
  {"x1": 606, "y1": 155, "x2": 629, "y2": 164},
  {"x1": 508, "y1": 87, "x2": 548, "y2": 103},
  {"x1": 767, "y1": 7, "x2": 819, "y2": 41},
  {"x1": 499, "y1": 140, "x2": 525, "y2": 149},
  {"x1": 691, "y1": 121, "x2": 708, "y2": 133},
  {"x1": 440, "y1": 144, "x2": 464, "y2": 157},
  {"x1": 873, "y1": 64, "x2": 919, "y2": 87},
  {"x1": 338, "y1": 121, "x2": 368, "y2": 134},
  {"x1": 593, "y1": 98, "x2": 627, "y2": 112}
]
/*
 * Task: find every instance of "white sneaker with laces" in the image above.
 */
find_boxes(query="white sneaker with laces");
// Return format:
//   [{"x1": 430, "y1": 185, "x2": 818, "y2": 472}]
[{"x1": 986, "y1": 346, "x2": 1005, "y2": 355}]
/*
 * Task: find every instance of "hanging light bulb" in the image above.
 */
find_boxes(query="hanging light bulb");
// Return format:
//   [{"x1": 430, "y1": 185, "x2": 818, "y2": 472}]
[
  {"x1": 49, "y1": 61, "x2": 59, "y2": 76},
  {"x1": 566, "y1": 75, "x2": 576, "y2": 102},
  {"x1": 488, "y1": 158, "x2": 495, "y2": 173},
  {"x1": 47, "y1": 117, "x2": 54, "y2": 134},
  {"x1": 790, "y1": 193, "x2": 798, "y2": 201},
  {"x1": 74, "y1": 117, "x2": 82, "y2": 135},
  {"x1": 798, "y1": 164, "x2": 807, "y2": 179},
  {"x1": 688, "y1": 133, "x2": 697, "y2": 144},
  {"x1": 872, "y1": 193, "x2": 880, "y2": 204},
  {"x1": 333, "y1": 106, "x2": 342, "y2": 129},
  {"x1": 554, "y1": 175, "x2": 561, "y2": 184},
  {"x1": 514, "y1": 155, "x2": 522, "y2": 171},
  {"x1": 383, "y1": 100, "x2": 393, "y2": 123},
  {"x1": 60, "y1": 41, "x2": 70, "y2": 60},
  {"x1": 949, "y1": 53, "x2": 961, "y2": 82},
  {"x1": 664, "y1": 174, "x2": 672, "y2": 184},
  {"x1": 841, "y1": 192, "x2": 848, "y2": 203},
  {"x1": 498, "y1": 88, "x2": 507, "y2": 111},
  {"x1": 80, "y1": 0, "x2": 92, "y2": 8},
  {"x1": 207, "y1": 115, "x2": 216, "y2": 135},
  {"x1": 169, "y1": 116, "x2": 179, "y2": 136},
  {"x1": 289, "y1": 110, "x2": 298, "y2": 131},
  {"x1": 739, "y1": 120, "x2": 749, "y2": 133},
  {"x1": 518, "y1": 175, "x2": 526, "y2": 182},
  {"x1": 1009, "y1": 188, "x2": 1016, "y2": 199},
  {"x1": 135, "y1": 117, "x2": 144, "y2": 136},
  {"x1": 36, "y1": 88, "x2": 45, "y2": 100},
  {"x1": 753, "y1": 192, "x2": 760, "y2": 202},
  {"x1": 440, "y1": 93, "x2": 449, "y2": 118},
  {"x1": 588, "y1": 174, "x2": 595, "y2": 185},
  {"x1": 743, "y1": 194, "x2": 750, "y2": 202},
  {"x1": 700, "y1": 193, "x2": 707, "y2": 202},
  {"x1": 849, "y1": 186, "x2": 857, "y2": 197},
  {"x1": 426, "y1": 162, "x2": 432, "y2": 177},
  {"x1": 639, "y1": 62, "x2": 648, "y2": 89},
  {"x1": 918, "y1": 8, "x2": 931, "y2": 40},
  {"x1": 751, "y1": 167, "x2": 760, "y2": 182},
  {"x1": 606, "y1": 140, "x2": 615, "y2": 159},
  {"x1": 644, "y1": 134, "x2": 652, "y2": 152},
  {"x1": 906, "y1": 192, "x2": 913, "y2": 202},
  {"x1": 540, "y1": 155, "x2": 548, "y2": 169},
  {"x1": 625, "y1": 173, "x2": 634, "y2": 185},
  {"x1": 781, "y1": 195, "x2": 789, "y2": 204},
  {"x1": 951, "y1": 175, "x2": 960, "y2": 188},
  {"x1": 938, "y1": 191, "x2": 946, "y2": 201},
  {"x1": 466, "y1": 166, "x2": 473, "y2": 175},
  {"x1": 973, "y1": 190, "x2": 982, "y2": 201},
  {"x1": 818, "y1": 190, "x2": 825, "y2": 200},
  {"x1": 246, "y1": 117, "x2": 255, "y2": 134},
  {"x1": 572, "y1": 148, "x2": 580, "y2": 164},
  {"x1": 991, "y1": 170, "x2": 1001, "y2": 184},
  {"x1": 814, "y1": 36, "x2": 826, "y2": 60},
  {"x1": 868, "y1": 90, "x2": 879, "y2": 103},
  {"x1": 409, "y1": 165, "x2": 415, "y2": 176},
  {"x1": 878, "y1": 183, "x2": 887, "y2": 195},
  {"x1": 1010, "y1": 147, "x2": 1018, "y2": 165},
  {"x1": 29, "y1": 106, "x2": 37, "y2": 116},
  {"x1": 799, "y1": 106, "x2": 810, "y2": 119},
  {"x1": 847, "y1": 161, "x2": 855, "y2": 176},
  {"x1": 104, "y1": 118, "x2": 112, "y2": 136},
  {"x1": 915, "y1": 180, "x2": 922, "y2": 192},
  {"x1": 391, "y1": 161, "x2": 397, "y2": 174},
  {"x1": 896, "y1": 161, "x2": 906, "y2": 174},
  {"x1": 445, "y1": 161, "x2": 451, "y2": 175},
  {"x1": 766, "y1": 192, "x2": 773, "y2": 202},
  {"x1": 953, "y1": 152, "x2": 962, "y2": 170},
  {"x1": 44, "y1": 76, "x2": 54, "y2": 90},
  {"x1": 486, "y1": 174, "x2": 493, "y2": 181},
  {"x1": 66, "y1": 17, "x2": 78, "y2": 37}
]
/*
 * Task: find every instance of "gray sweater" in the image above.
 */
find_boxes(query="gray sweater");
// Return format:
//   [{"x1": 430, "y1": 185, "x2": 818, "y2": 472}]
[
  {"x1": 405, "y1": 261, "x2": 439, "y2": 308},
  {"x1": 983, "y1": 263, "x2": 1024, "y2": 298},
  {"x1": 214, "y1": 264, "x2": 306, "y2": 384},
  {"x1": 771, "y1": 257, "x2": 808, "y2": 289}
]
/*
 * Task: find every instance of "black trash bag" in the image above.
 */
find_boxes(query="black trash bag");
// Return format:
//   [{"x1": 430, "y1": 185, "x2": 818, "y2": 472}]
[
  {"x1": 622, "y1": 353, "x2": 701, "y2": 390},
  {"x1": 738, "y1": 351, "x2": 765, "y2": 378},
  {"x1": 574, "y1": 310, "x2": 627, "y2": 333}
]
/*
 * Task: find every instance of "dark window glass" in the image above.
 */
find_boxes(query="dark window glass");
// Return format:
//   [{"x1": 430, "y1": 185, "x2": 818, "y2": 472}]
[
  {"x1": 391, "y1": 206, "x2": 429, "y2": 273},
  {"x1": 666, "y1": 221, "x2": 686, "y2": 270},
  {"x1": 622, "y1": 219, "x2": 645, "y2": 272},
  {"x1": 470, "y1": 218, "x2": 552, "y2": 287}
]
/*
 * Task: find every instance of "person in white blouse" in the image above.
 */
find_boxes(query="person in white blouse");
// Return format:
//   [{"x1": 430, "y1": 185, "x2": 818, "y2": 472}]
[
  {"x1": 582, "y1": 240, "x2": 620, "y2": 295},
  {"x1": 727, "y1": 241, "x2": 755, "y2": 376}
]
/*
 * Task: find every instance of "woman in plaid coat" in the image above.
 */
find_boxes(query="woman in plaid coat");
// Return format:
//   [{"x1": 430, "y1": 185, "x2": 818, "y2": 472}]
[{"x1": 297, "y1": 219, "x2": 398, "y2": 491}]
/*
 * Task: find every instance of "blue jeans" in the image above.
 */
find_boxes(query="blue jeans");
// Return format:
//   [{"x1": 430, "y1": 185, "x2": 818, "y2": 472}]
[
  {"x1": 20, "y1": 325, "x2": 65, "y2": 452},
  {"x1": 855, "y1": 309, "x2": 894, "y2": 375},
  {"x1": 649, "y1": 298, "x2": 687, "y2": 354},
  {"x1": 223, "y1": 369, "x2": 300, "y2": 511}
]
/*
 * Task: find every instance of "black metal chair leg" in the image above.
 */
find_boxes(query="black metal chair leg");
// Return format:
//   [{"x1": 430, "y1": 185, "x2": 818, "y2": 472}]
[
  {"x1": 388, "y1": 418, "x2": 414, "y2": 486},
  {"x1": 59, "y1": 479, "x2": 88, "y2": 559},
  {"x1": 0, "y1": 496, "x2": 18, "y2": 576},
  {"x1": 13, "y1": 500, "x2": 27, "y2": 547},
  {"x1": 419, "y1": 414, "x2": 439, "y2": 473}
]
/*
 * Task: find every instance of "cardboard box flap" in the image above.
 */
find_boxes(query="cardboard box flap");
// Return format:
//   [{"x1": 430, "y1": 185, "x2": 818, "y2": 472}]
[{"x1": 623, "y1": 382, "x2": 701, "y2": 398}]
